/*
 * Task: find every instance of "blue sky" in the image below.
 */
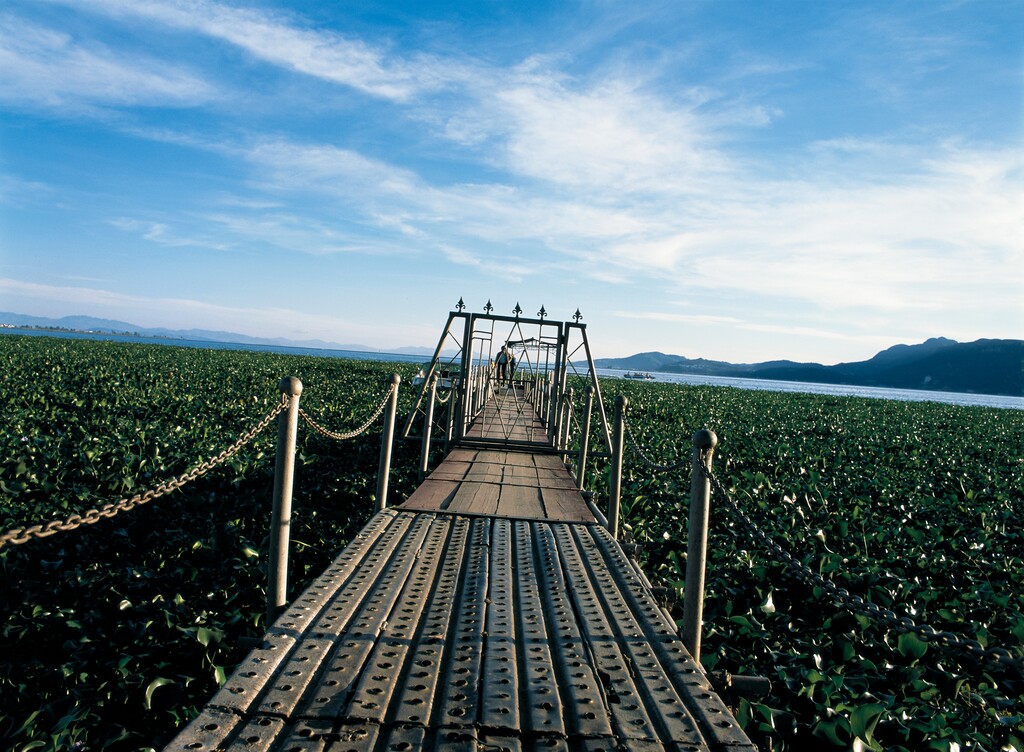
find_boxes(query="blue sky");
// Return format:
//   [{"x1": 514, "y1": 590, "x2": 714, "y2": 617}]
[{"x1": 1, "y1": 1, "x2": 1020, "y2": 363}]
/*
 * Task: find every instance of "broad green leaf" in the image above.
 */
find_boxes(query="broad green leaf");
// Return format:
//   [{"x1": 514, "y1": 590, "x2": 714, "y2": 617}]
[
  {"x1": 850, "y1": 702, "x2": 886, "y2": 742},
  {"x1": 898, "y1": 632, "x2": 929, "y2": 660},
  {"x1": 145, "y1": 677, "x2": 174, "y2": 710}
]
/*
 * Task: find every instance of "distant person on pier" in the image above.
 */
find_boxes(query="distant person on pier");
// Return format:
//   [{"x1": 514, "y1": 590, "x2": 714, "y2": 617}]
[{"x1": 495, "y1": 344, "x2": 510, "y2": 383}]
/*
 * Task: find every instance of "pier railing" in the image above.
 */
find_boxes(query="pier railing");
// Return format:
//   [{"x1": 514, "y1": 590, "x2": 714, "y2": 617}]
[
  {"x1": 608, "y1": 396, "x2": 1023, "y2": 676},
  {"x1": 0, "y1": 374, "x2": 405, "y2": 624}
]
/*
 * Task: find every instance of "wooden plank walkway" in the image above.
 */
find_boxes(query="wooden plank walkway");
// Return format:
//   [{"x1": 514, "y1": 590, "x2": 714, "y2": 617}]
[
  {"x1": 462, "y1": 386, "x2": 548, "y2": 445},
  {"x1": 165, "y1": 391, "x2": 756, "y2": 752},
  {"x1": 401, "y1": 448, "x2": 594, "y2": 522}
]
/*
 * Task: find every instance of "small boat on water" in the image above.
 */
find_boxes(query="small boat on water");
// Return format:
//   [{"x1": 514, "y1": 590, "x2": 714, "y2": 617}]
[
  {"x1": 412, "y1": 369, "x2": 459, "y2": 389},
  {"x1": 624, "y1": 372, "x2": 655, "y2": 380}
]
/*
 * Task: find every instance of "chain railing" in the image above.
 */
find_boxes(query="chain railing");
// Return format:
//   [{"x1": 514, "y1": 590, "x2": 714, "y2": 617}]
[
  {"x1": 698, "y1": 458, "x2": 1023, "y2": 672},
  {"x1": 298, "y1": 382, "x2": 396, "y2": 441},
  {"x1": 624, "y1": 419, "x2": 689, "y2": 472},
  {"x1": 609, "y1": 400, "x2": 1022, "y2": 675},
  {"x1": 0, "y1": 396, "x2": 289, "y2": 550},
  {"x1": 1, "y1": 373, "x2": 403, "y2": 624}
]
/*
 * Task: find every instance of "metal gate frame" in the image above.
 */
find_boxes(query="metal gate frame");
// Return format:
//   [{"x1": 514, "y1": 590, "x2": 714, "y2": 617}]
[{"x1": 402, "y1": 306, "x2": 612, "y2": 457}]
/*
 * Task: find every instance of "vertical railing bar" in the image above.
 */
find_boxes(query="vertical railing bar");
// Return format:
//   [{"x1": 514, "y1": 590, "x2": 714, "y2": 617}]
[
  {"x1": 682, "y1": 429, "x2": 718, "y2": 664},
  {"x1": 268, "y1": 376, "x2": 302, "y2": 625},
  {"x1": 375, "y1": 373, "x2": 401, "y2": 511},
  {"x1": 419, "y1": 375, "x2": 437, "y2": 481},
  {"x1": 608, "y1": 395, "x2": 627, "y2": 539},
  {"x1": 576, "y1": 384, "x2": 594, "y2": 490}
]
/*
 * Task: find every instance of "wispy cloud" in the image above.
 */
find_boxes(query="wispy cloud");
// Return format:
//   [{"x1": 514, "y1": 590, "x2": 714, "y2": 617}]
[
  {"x1": 40, "y1": 0, "x2": 448, "y2": 101},
  {"x1": 108, "y1": 217, "x2": 233, "y2": 251},
  {"x1": 5, "y1": 1, "x2": 1019, "y2": 358},
  {"x1": 0, "y1": 12, "x2": 214, "y2": 111},
  {"x1": 217, "y1": 129, "x2": 1022, "y2": 325},
  {"x1": 0, "y1": 277, "x2": 436, "y2": 345}
]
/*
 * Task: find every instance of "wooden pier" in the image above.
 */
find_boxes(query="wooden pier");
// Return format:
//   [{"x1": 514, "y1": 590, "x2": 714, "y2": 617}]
[{"x1": 165, "y1": 310, "x2": 756, "y2": 751}]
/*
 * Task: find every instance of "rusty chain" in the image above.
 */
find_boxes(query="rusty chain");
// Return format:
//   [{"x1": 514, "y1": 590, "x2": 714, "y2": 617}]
[
  {"x1": 0, "y1": 396, "x2": 289, "y2": 549},
  {"x1": 624, "y1": 420, "x2": 689, "y2": 472},
  {"x1": 299, "y1": 383, "x2": 394, "y2": 441},
  {"x1": 698, "y1": 457, "x2": 1023, "y2": 673}
]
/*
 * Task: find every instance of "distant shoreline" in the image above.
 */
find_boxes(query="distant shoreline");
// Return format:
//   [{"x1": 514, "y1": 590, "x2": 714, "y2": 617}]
[
  {"x1": 0, "y1": 327, "x2": 427, "y2": 364},
  {"x1": 4, "y1": 328, "x2": 1021, "y2": 410}
]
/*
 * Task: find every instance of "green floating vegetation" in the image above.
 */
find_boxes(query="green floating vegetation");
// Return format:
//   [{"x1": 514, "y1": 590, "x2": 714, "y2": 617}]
[
  {"x1": 0, "y1": 335, "x2": 423, "y2": 751},
  {"x1": 1, "y1": 334, "x2": 1021, "y2": 751},
  {"x1": 593, "y1": 377, "x2": 1023, "y2": 752}
]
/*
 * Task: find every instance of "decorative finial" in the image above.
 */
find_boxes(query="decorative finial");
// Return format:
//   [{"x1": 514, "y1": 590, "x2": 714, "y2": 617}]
[
  {"x1": 513, "y1": 302, "x2": 523, "y2": 318},
  {"x1": 573, "y1": 308, "x2": 583, "y2": 322},
  {"x1": 537, "y1": 305, "x2": 547, "y2": 320},
  {"x1": 456, "y1": 297, "x2": 466, "y2": 312},
  {"x1": 484, "y1": 299, "x2": 494, "y2": 314}
]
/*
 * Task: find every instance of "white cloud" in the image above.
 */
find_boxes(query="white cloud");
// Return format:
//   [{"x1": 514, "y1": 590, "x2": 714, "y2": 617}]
[
  {"x1": 42, "y1": 0, "x2": 447, "y2": 101},
  {"x1": 0, "y1": 13, "x2": 213, "y2": 111},
  {"x1": 0, "y1": 277, "x2": 435, "y2": 346},
  {"x1": 612, "y1": 311, "x2": 743, "y2": 325},
  {"x1": 109, "y1": 217, "x2": 233, "y2": 251},
  {"x1": 11, "y1": 1, "x2": 1019, "y2": 357},
  {"x1": 225, "y1": 129, "x2": 1021, "y2": 329},
  {"x1": 488, "y1": 73, "x2": 719, "y2": 191}
]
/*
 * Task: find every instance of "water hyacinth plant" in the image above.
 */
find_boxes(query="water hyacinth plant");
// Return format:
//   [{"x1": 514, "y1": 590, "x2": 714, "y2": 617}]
[{"x1": 1, "y1": 335, "x2": 1021, "y2": 750}]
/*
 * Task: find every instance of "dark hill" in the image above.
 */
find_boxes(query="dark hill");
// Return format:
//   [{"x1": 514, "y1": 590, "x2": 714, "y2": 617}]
[{"x1": 595, "y1": 339, "x2": 1023, "y2": 398}]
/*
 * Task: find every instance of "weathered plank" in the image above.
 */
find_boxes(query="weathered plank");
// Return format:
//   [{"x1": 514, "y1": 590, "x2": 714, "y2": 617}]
[
  {"x1": 401, "y1": 478, "x2": 460, "y2": 511},
  {"x1": 497, "y1": 483, "x2": 545, "y2": 518},
  {"x1": 401, "y1": 445, "x2": 594, "y2": 523}
]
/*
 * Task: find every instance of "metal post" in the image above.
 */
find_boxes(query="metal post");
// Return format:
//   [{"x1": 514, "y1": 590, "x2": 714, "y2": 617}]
[
  {"x1": 559, "y1": 388, "x2": 574, "y2": 451},
  {"x1": 376, "y1": 374, "x2": 401, "y2": 511},
  {"x1": 536, "y1": 372, "x2": 544, "y2": 419},
  {"x1": 608, "y1": 395, "x2": 627, "y2": 539},
  {"x1": 419, "y1": 375, "x2": 437, "y2": 480},
  {"x1": 268, "y1": 376, "x2": 302, "y2": 625},
  {"x1": 546, "y1": 372, "x2": 557, "y2": 435},
  {"x1": 456, "y1": 314, "x2": 472, "y2": 441},
  {"x1": 444, "y1": 390, "x2": 454, "y2": 453},
  {"x1": 576, "y1": 385, "x2": 594, "y2": 490},
  {"x1": 682, "y1": 429, "x2": 718, "y2": 665}
]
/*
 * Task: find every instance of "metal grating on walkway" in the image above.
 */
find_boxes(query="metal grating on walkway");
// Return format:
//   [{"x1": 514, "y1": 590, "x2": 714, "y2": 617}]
[{"x1": 166, "y1": 509, "x2": 755, "y2": 752}]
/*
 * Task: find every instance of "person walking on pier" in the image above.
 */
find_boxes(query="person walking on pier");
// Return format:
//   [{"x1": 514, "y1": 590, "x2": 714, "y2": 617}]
[{"x1": 495, "y1": 344, "x2": 510, "y2": 383}]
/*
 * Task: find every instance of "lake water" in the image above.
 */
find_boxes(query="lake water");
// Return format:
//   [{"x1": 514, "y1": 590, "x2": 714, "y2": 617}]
[
  {"x1": 6, "y1": 328, "x2": 1021, "y2": 410},
  {"x1": 597, "y1": 369, "x2": 1022, "y2": 410}
]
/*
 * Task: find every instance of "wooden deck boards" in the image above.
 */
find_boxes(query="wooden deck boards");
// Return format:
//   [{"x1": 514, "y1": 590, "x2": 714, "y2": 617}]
[
  {"x1": 165, "y1": 393, "x2": 755, "y2": 752},
  {"x1": 462, "y1": 387, "x2": 549, "y2": 445},
  {"x1": 401, "y1": 448, "x2": 595, "y2": 523}
]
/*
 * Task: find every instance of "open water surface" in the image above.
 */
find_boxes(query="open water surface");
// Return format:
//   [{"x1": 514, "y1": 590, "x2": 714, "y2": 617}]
[
  {"x1": 6, "y1": 329, "x2": 1021, "y2": 410},
  {"x1": 598, "y1": 368, "x2": 1022, "y2": 410}
]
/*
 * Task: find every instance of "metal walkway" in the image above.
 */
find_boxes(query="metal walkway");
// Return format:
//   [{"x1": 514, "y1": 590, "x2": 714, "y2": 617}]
[{"x1": 166, "y1": 364, "x2": 755, "y2": 751}]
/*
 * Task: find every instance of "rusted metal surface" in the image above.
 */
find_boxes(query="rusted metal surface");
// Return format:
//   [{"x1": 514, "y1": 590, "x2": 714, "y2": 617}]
[{"x1": 166, "y1": 507, "x2": 755, "y2": 752}]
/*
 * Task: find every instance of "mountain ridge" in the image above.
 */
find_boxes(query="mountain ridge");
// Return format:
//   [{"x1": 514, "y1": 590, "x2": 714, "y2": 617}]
[
  {"x1": 0, "y1": 312, "x2": 436, "y2": 356},
  {"x1": 595, "y1": 337, "x2": 1023, "y2": 397},
  {"x1": 3, "y1": 313, "x2": 1020, "y2": 396}
]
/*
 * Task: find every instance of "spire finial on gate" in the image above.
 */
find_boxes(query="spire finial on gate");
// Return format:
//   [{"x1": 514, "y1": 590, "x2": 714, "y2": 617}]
[
  {"x1": 455, "y1": 297, "x2": 466, "y2": 312},
  {"x1": 484, "y1": 300, "x2": 494, "y2": 314},
  {"x1": 537, "y1": 305, "x2": 547, "y2": 320},
  {"x1": 573, "y1": 308, "x2": 583, "y2": 322},
  {"x1": 513, "y1": 302, "x2": 522, "y2": 318}
]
